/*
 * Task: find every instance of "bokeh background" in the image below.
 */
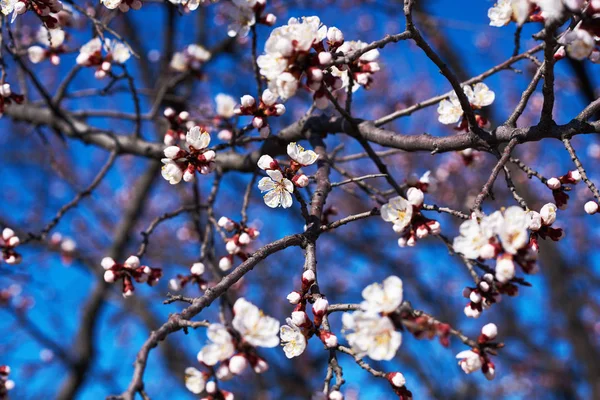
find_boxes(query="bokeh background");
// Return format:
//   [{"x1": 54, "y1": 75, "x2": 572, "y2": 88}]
[{"x1": 1, "y1": 0, "x2": 599, "y2": 399}]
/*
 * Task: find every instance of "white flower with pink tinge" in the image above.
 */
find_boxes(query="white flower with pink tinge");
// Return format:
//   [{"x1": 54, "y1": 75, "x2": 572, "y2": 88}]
[
  {"x1": 456, "y1": 350, "x2": 483, "y2": 374},
  {"x1": 381, "y1": 196, "x2": 413, "y2": 233},
  {"x1": 232, "y1": 298, "x2": 280, "y2": 348},
  {"x1": 197, "y1": 324, "x2": 235, "y2": 366},
  {"x1": 258, "y1": 170, "x2": 294, "y2": 208},
  {"x1": 360, "y1": 276, "x2": 403, "y2": 314},
  {"x1": 184, "y1": 367, "x2": 206, "y2": 394},
  {"x1": 342, "y1": 311, "x2": 401, "y2": 361},
  {"x1": 287, "y1": 142, "x2": 318, "y2": 166},
  {"x1": 280, "y1": 319, "x2": 307, "y2": 358}
]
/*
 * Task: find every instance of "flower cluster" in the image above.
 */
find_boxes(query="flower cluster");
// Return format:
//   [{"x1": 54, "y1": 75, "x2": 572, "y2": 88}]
[
  {"x1": 455, "y1": 323, "x2": 499, "y2": 380},
  {"x1": 162, "y1": 126, "x2": 216, "y2": 184},
  {"x1": 381, "y1": 187, "x2": 441, "y2": 248},
  {"x1": 258, "y1": 17, "x2": 378, "y2": 108},
  {"x1": 101, "y1": 255, "x2": 162, "y2": 297},
  {"x1": 217, "y1": 217, "x2": 260, "y2": 271},
  {"x1": 280, "y1": 270, "x2": 337, "y2": 358},
  {"x1": 257, "y1": 142, "x2": 318, "y2": 208},
  {"x1": 185, "y1": 298, "x2": 278, "y2": 396},
  {"x1": 235, "y1": 91, "x2": 286, "y2": 137},
  {"x1": 437, "y1": 83, "x2": 495, "y2": 127},
  {"x1": 454, "y1": 205, "x2": 562, "y2": 318},
  {"x1": 170, "y1": 44, "x2": 211, "y2": 74},
  {"x1": 545, "y1": 170, "x2": 580, "y2": 208},
  {"x1": 167, "y1": 0, "x2": 202, "y2": 12},
  {"x1": 27, "y1": 27, "x2": 65, "y2": 65},
  {"x1": 2, "y1": 0, "x2": 63, "y2": 26},
  {"x1": 0, "y1": 365, "x2": 15, "y2": 399},
  {"x1": 1, "y1": 228, "x2": 21, "y2": 265},
  {"x1": 227, "y1": 0, "x2": 276, "y2": 38},
  {"x1": 0, "y1": 83, "x2": 24, "y2": 115},
  {"x1": 162, "y1": 108, "x2": 195, "y2": 145},
  {"x1": 342, "y1": 276, "x2": 403, "y2": 361},
  {"x1": 168, "y1": 262, "x2": 209, "y2": 292},
  {"x1": 76, "y1": 38, "x2": 131, "y2": 79},
  {"x1": 488, "y1": 0, "x2": 579, "y2": 28},
  {"x1": 100, "y1": 0, "x2": 142, "y2": 12}
]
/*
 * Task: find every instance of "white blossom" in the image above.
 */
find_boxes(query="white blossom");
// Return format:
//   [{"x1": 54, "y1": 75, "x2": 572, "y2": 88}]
[
  {"x1": 342, "y1": 311, "x2": 401, "y2": 361},
  {"x1": 232, "y1": 298, "x2": 280, "y2": 348},
  {"x1": 280, "y1": 319, "x2": 307, "y2": 358},
  {"x1": 287, "y1": 142, "x2": 318, "y2": 166},
  {"x1": 215, "y1": 94, "x2": 236, "y2": 118},
  {"x1": 161, "y1": 160, "x2": 183, "y2": 184},
  {"x1": 488, "y1": 0, "x2": 513, "y2": 26},
  {"x1": 464, "y1": 83, "x2": 495, "y2": 108},
  {"x1": 381, "y1": 196, "x2": 413, "y2": 233},
  {"x1": 437, "y1": 92, "x2": 463, "y2": 125},
  {"x1": 197, "y1": 324, "x2": 235, "y2": 366},
  {"x1": 563, "y1": 29, "x2": 595, "y2": 60},
  {"x1": 540, "y1": 203, "x2": 557, "y2": 225},
  {"x1": 498, "y1": 206, "x2": 528, "y2": 254},
  {"x1": 36, "y1": 27, "x2": 65, "y2": 48},
  {"x1": 495, "y1": 256, "x2": 516, "y2": 283},
  {"x1": 456, "y1": 350, "x2": 483, "y2": 374},
  {"x1": 258, "y1": 170, "x2": 294, "y2": 208},
  {"x1": 184, "y1": 367, "x2": 206, "y2": 394},
  {"x1": 360, "y1": 276, "x2": 403, "y2": 314},
  {"x1": 186, "y1": 126, "x2": 211, "y2": 150}
]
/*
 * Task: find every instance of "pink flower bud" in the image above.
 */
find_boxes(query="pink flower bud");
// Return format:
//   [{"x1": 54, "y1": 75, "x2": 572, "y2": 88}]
[
  {"x1": 101, "y1": 61, "x2": 112, "y2": 72},
  {"x1": 218, "y1": 217, "x2": 235, "y2": 231},
  {"x1": 313, "y1": 297, "x2": 329, "y2": 316},
  {"x1": 318, "y1": 51, "x2": 332, "y2": 65},
  {"x1": 216, "y1": 364, "x2": 233, "y2": 381},
  {"x1": 427, "y1": 220, "x2": 441, "y2": 235},
  {"x1": 274, "y1": 104, "x2": 286, "y2": 116},
  {"x1": 287, "y1": 291, "x2": 302, "y2": 304},
  {"x1": 164, "y1": 107, "x2": 175, "y2": 118},
  {"x1": 481, "y1": 323, "x2": 498, "y2": 340},
  {"x1": 483, "y1": 273, "x2": 494, "y2": 283},
  {"x1": 569, "y1": 170, "x2": 581, "y2": 183},
  {"x1": 585, "y1": 201, "x2": 599, "y2": 215},
  {"x1": 308, "y1": 67, "x2": 324, "y2": 82},
  {"x1": 546, "y1": 177, "x2": 561, "y2": 190},
  {"x1": 261, "y1": 89, "x2": 278, "y2": 106},
  {"x1": 319, "y1": 330, "x2": 338, "y2": 348},
  {"x1": 202, "y1": 150, "x2": 216, "y2": 162},
  {"x1": 406, "y1": 187, "x2": 424, "y2": 207},
  {"x1": 469, "y1": 291, "x2": 482, "y2": 304},
  {"x1": 479, "y1": 281, "x2": 490, "y2": 292},
  {"x1": 178, "y1": 111, "x2": 189, "y2": 121},
  {"x1": 104, "y1": 270, "x2": 116, "y2": 283},
  {"x1": 293, "y1": 174, "x2": 309, "y2": 188},
  {"x1": 101, "y1": 257, "x2": 116, "y2": 270},
  {"x1": 218, "y1": 129, "x2": 233, "y2": 141},
  {"x1": 326, "y1": 27, "x2": 344, "y2": 45},
  {"x1": 302, "y1": 270, "x2": 316, "y2": 286},
  {"x1": 219, "y1": 256, "x2": 233, "y2": 271},
  {"x1": 190, "y1": 262, "x2": 205, "y2": 275},
  {"x1": 291, "y1": 311, "x2": 309, "y2": 327},
  {"x1": 168, "y1": 278, "x2": 180, "y2": 291},
  {"x1": 7, "y1": 236, "x2": 19, "y2": 247},
  {"x1": 328, "y1": 390, "x2": 344, "y2": 400},
  {"x1": 238, "y1": 232, "x2": 251, "y2": 245},
  {"x1": 205, "y1": 381, "x2": 217, "y2": 394},
  {"x1": 252, "y1": 116, "x2": 264, "y2": 129},
  {"x1": 387, "y1": 372, "x2": 406, "y2": 388},
  {"x1": 264, "y1": 13, "x2": 276, "y2": 25},
  {"x1": 415, "y1": 225, "x2": 429, "y2": 239},
  {"x1": 484, "y1": 364, "x2": 496, "y2": 380},
  {"x1": 464, "y1": 305, "x2": 481, "y2": 318},
  {"x1": 253, "y1": 357, "x2": 269, "y2": 373},
  {"x1": 240, "y1": 95, "x2": 255, "y2": 108},
  {"x1": 95, "y1": 69, "x2": 107, "y2": 79},
  {"x1": 406, "y1": 236, "x2": 416, "y2": 247},
  {"x1": 183, "y1": 166, "x2": 195, "y2": 182},
  {"x1": 228, "y1": 354, "x2": 248, "y2": 375},
  {"x1": 226, "y1": 240, "x2": 240, "y2": 255},
  {"x1": 164, "y1": 146, "x2": 182, "y2": 159},
  {"x1": 540, "y1": 203, "x2": 557, "y2": 225}
]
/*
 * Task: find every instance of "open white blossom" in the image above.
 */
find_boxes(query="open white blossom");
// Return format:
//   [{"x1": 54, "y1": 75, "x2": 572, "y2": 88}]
[
  {"x1": 280, "y1": 319, "x2": 307, "y2": 358},
  {"x1": 258, "y1": 170, "x2": 294, "y2": 208},
  {"x1": 161, "y1": 159, "x2": 183, "y2": 184},
  {"x1": 498, "y1": 206, "x2": 528, "y2": 254},
  {"x1": 342, "y1": 311, "x2": 401, "y2": 361},
  {"x1": 197, "y1": 324, "x2": 235, "y2": 366},
  {"x1": 186, "y1": 126, "x2": 211, "y2": 150},
  {"x1": 453, "y1": 219, "x2": 494, "y2": 260},
  {"x1": 437, "y1": 92, "x2": 463, "y2": 125},
  {"x1": 381, "y1": 196, "x2": 413, "y2": 233},
  {"x1": 488, "y1": 0, "x2": 513, "y2": 26},
  {"x1": 287, "y1": 142, "x2": 318, "y2": 166},
  {"x1": 232, "y1": 298, "x2": 280, "y2": 348},
  {"x1": 464, "y1": 83, "x2": 495, "y2": 108},
  {"x1": 216, "y1": 94, "x2": 236, "y2": 119},
  {"x1": 563, "y1": 29, "x2": 595, "y2": 60},
  {"x1": 360, "y1": 276, "x2": 403, "y2": 314},
  {"x1": 36, "y1": 27, "x2": 65, "y2": 48},
  {"x1": 227, "y1": 0, "x2": 257, "y2": 37},
  {"x1": 456, "y1": 350, "x2": 483, "y2": 374},
  {"x1": 184, "y1": 367, "x2": 206, "y2": 394}
]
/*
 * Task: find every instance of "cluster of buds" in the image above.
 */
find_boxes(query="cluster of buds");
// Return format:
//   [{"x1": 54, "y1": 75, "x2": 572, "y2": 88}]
[
  {"x1": 169, "y1": 262, "x2": 209, "y2": 292},
  {"x1": 76, "y1": 38, "x2": 131, "y2": 79},
  {"x1": 456, "y1": 323, "x2": 500, "y2": 380},
  {"x1": 49, "y1": 233, "x2": 77, "y2": 264},
  {"x1": 381, "y1": 187, "x2": 441, "y2": 248},
  {"x1": 2, "y1": 0, "x2": 63, "y2": 26},
  {"x1": 386, "y1": 372, "x2": 412, "y2": 400},
  {"x1": 463, "y1": 272, "x2": 518, "y2": 319},
  {"x1": 227, "y1": 0, "x2": 276, "y2": 37},
  {"x1": 285, "y1": 270, "x2": 338, "y2": 351},
  {"x1": 1, "y1": 228, "x2": 21, "y2": 265},
  {"x1": 545, "y1": 170, "x2": 581, "y2": 209},
  {"x1": 256, "y1": 143, "x2": 318, "y2": 209},
  {"x1": 217, "y1": 217, "x2": 260, "y2": 271},
  {"x1": 0, "y1": 365, "x2": 14, "y2": 399},
  {"x1": 235, "y1": 91, "x2": 286, "y2": 138},
  {"x1": 528, "y1": 203, "x2": 563, "y2": 244},
  {"x1": 27, "y1": 27, "x2": 66, "y2": 65},
  {"x1": 0, "y1": 83, "x2": 24, "y2": 116},
  {"x1": 400, "y1": 312, "x2": 451, "y2": 347},
  {"x1": 161, "y1": 126, "x2": 216, "y2": 184},
  {"x1": 163, "y1": 108, "x2": 196, "y2": 145},
  {"x1": 100, "y1": 0, "x2": 142, "y2": 12},
  {"x1": 101, "y1": 255, "x2": 162, "y2": 297},
  {"x1": 170, "y1": 44, "x2": 211, "y2": 74}
]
